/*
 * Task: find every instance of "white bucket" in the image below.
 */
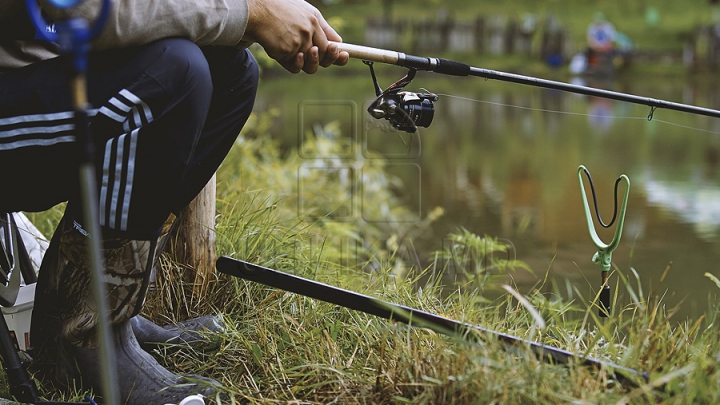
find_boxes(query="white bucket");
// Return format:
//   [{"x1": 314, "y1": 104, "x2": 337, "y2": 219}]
[{"x1": 1, "y1": 283, "x2": 35, "y2": 352}]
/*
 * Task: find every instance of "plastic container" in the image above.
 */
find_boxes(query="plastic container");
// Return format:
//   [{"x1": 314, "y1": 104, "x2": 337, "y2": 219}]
[
  {"x1": 1, "y1": 283, "x2": 35, "y2": 352},
  {"x1": 165, "y1": 394, "x2": 205, "y2": 405}
]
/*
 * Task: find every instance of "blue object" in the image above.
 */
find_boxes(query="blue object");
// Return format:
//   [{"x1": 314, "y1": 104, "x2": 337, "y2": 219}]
[
  {"x1": 46, "y1": 0, "x2": 82, "y2": 8},
  {"x1": 546, "y1": 54, "x2": 563, "y2": 68},
  {"x1": 25, "y1": 0, "x2": 110, "y2": 73}
]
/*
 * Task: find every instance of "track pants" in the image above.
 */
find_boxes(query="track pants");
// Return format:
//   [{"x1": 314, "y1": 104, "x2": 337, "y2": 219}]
[{"x1": 0, "y1": 38, "x2": 259, "y2": 239}]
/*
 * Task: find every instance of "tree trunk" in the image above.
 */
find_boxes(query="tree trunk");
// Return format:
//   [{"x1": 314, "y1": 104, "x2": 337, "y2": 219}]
[{"x1": 170, "y1": 175, "x2": 217, "y2": 303}]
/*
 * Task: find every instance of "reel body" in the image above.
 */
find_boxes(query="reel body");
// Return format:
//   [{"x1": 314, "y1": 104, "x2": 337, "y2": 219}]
[{"x1": 365, "y1": 62, "x2": 438, "y2": 133}]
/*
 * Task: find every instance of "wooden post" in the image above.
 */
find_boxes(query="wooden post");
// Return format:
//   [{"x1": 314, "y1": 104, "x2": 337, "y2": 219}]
[
  {"x1": 170, "y1": 174, "x2": 217, "y2": 303},
  {"x1": 504, "y1": 17, "x2": 518, "y2": 55},
  {"x1": 474, "y1": 16, "x2": 486, "y2": 52},
  {"x1": 488, "y1": 15, "x2": 506, "y2": 55}
]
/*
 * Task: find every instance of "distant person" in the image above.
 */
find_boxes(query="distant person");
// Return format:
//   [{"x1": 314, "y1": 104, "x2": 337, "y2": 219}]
[
  {"x1": 587, "y1": 13, "x2": 617, "y2": 52},
  {"x1": 587, "y1": 13, "x2": 616, "y2": 53},
  {"x1": 580, "y1": 12, "x2": 621, "y2": 74}
]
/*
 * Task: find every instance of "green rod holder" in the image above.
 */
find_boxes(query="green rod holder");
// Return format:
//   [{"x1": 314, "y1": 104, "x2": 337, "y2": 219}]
[{"x1": 578, "y1": 165, "x2": 630, "y2": 317}]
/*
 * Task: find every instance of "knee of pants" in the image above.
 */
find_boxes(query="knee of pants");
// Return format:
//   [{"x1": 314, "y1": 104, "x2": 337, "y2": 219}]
[
  {"x1": 90, "y1": 38, "x2": 215, "y2": 148},
  {"x1": 235, "y1": 49, "x2": 260, "y2": 98},
  {"x1": 170, "y1": 49, "x2": 259, "y2": 211},
  {"x1": 205, "y1": 46, "x2": 259, "y2": 100},
  {"x1": 240, "y1": 51, "x2": 260, "y2": 106},
  {"x1": 150, "y1": 38, "x2": 214, "y2": 110}
]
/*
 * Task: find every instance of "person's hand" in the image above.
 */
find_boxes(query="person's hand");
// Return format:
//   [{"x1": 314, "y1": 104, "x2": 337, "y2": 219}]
[{"x1": 245, "y1": 0, "x2": 349, "y2": 73}]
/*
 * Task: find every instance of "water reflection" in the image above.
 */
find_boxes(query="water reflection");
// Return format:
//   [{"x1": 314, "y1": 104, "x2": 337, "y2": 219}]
[
  {"x1": 254, "y1": 71, "x2": 720, "y2": 319},
  {"x1": 645, "y1": 178, "x2": 720, "y2": 242}
]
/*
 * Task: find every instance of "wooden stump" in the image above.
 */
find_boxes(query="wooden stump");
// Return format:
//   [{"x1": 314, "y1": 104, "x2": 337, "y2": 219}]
[{"x1": 170, "y1": 174, "x2": 217, "y2": 304}]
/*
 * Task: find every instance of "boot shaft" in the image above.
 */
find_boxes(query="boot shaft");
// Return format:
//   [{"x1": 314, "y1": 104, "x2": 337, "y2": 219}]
[{"x1": 33, "y1": 215, "x2": 167, "y2": 349}]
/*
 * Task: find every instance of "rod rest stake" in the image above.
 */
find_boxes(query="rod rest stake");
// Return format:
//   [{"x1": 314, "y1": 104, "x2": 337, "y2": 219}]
[
  {"x1": 578, "y1": 165, "x2": 630, "y2": 318},
  {"x1": 599, "y1": 271, "x2": 611, "y2": 316}
]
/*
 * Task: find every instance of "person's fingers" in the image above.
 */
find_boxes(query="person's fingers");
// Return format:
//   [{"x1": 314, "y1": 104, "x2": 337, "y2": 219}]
[
  {"x1": 318, "y1": 18, "x2": 346, "y2": 68},
  {"x1": 282, "y1": 52, "x2": 305, "y2": 74},
  {"x1": 334, "y1": 50, "x2": 350, "y2": 66},
  {"x1": 303, "y1": 46, "x2": 320, "y2": 74},
  {"x1": 293, "y1": 52, "x2": 305, "y2": 73},
  {"x1": 320, "y1": 42, "x2": 340, "y2": 68},
  {"x1": 310, "y1": 11, "x2": 329, "y2": 64}
]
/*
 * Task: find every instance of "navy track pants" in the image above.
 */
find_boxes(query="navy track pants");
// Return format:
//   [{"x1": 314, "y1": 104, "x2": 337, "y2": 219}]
[{"x1": 0, "y1": 38, "x2": 259, "y2": 239}]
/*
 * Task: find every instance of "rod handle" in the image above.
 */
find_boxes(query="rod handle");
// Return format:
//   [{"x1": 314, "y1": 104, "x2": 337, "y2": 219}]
[
  {"x1": 333, "y1": 42, "x2": 470, "y2": 76},
  {"x1": 332, "y1": 41, "x2": 400, "y2": 65}
]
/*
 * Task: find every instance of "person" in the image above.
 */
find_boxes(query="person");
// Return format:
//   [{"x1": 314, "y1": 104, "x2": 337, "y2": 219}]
[
  {"x1": 586, "y1": 12, "x2": 616, "y2": 54},
  {"x1": 0, "y1": 0, "x2": 349, "y2": 403},
  {"x1": 583, "y1": 12, "x2": 617, "y2": 74}
]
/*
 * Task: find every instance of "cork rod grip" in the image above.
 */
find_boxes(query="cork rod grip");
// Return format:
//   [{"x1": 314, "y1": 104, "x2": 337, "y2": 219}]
[{"x1": 332, "y1": 42, "x2": 400, "y2": 65}]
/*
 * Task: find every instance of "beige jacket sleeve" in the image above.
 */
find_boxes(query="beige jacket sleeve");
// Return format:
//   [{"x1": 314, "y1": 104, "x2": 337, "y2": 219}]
[
  {"x1": 39, "y1": 0, "x2": 250, "y2": 49},
  {"x1": 0, "y1": 41, "x2": 59, "y2": 72}
]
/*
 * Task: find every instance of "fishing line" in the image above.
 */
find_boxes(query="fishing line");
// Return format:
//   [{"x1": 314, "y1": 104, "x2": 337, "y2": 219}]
[{"x1": 436, "y1": 93, "x2": 720, "y2": 136}]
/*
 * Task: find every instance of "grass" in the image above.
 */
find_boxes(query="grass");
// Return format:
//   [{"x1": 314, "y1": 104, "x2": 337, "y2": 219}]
[
  {"x1": 145, "y1": 117, "x2": 720, "y2": 403},
  {"x1": 9, "y1": 114, "x2": 720, "y2": 403}
]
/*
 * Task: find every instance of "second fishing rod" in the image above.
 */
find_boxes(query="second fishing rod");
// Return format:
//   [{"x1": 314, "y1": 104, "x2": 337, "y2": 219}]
[{"x1": 332, "y1": 41, "x2": 720, "y2": 133}]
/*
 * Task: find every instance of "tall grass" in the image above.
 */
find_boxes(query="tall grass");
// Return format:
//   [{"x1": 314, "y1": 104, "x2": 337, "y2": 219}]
[
  {"x1": 146, "y1": 115, "x2": 720, "y2": 404},
  {"x1": 13, "y1": 113, "x2": 720, "y2": 403}
]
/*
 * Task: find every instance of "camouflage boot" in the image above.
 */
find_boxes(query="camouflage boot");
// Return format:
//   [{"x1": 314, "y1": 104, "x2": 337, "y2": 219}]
[
  {"x1": 30, "y1": 213, "x2": 222, "y2": 371},
  {"x1": 31, "y1": 218, "x2": 221, "y2": 404}
]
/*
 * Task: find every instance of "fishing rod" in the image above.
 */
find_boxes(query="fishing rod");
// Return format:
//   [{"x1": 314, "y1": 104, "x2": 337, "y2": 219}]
[
  {"x1": 331, "y1": 42, "x2": 720, "y2": 132},
  {"x1": 216, "y1": 256, "x2": 649, "y2": 386}
]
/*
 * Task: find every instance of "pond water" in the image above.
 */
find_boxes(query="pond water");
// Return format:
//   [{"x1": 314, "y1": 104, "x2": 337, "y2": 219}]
[{"x1": 251, "y1": 65, "x2": 720, "y2": 320}]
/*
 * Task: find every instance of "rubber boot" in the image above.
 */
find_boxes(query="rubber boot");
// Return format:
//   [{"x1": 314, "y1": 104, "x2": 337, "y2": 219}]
[
  {"x1": 130, "y1": 314, "x2": 223, "y2": 351},
  {"x1": 32, "y1": 218, "x2": 222, "y2": 404},
  {"x1": 131, "y1": 213, "x2": 224, "y2": 351},
  {"x1": 30, "y1": 213, "x2": 221, "y2": 374},
  {"x1": 63, "y1": 320, "x2": 220, "y2": 403}
]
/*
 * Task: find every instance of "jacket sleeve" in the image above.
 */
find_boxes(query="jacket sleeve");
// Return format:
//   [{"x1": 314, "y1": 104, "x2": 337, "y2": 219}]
[{"x1": 39, "y1": 0, "x2": 249, "y2": 49}]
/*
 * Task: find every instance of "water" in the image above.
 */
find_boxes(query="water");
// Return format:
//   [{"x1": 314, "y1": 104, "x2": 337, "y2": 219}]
[{"x1": 252, "y1": 67, "x2": 720, "y2": 320}]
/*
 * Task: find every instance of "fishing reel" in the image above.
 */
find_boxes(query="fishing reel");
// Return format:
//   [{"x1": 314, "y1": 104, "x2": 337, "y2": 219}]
[{"x1": 364, "y1": 61, "x2": 438, "y2": 133}]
